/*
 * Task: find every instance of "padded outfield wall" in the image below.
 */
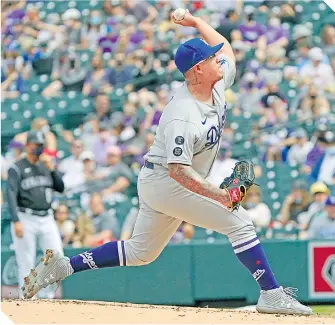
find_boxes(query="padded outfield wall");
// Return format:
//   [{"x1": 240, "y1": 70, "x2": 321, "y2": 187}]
[{"x1": 1, "y1": 240, "x2": 334, "y2": 304}]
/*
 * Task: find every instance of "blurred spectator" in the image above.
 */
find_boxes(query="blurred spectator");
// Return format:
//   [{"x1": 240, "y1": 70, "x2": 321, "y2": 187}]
[
  {"x1": 294, "y1": 85, "x2": 330, "y2": 119},
  {"x1": 130, "y1": 50, "x2": 156, "y2": 81},
  {"x1": 258, "y1": 97, "x2": 288, "y2": 130},
  {"x1": 321, "y1": 25, "x2": 335, "y2": 58},
  {"x1": 108, "y1": 52, "x2": 135, "y2": 86},
  {"x1": 96, "y1": 145, "x2": 133, "y2": 197},
  {"x1": 242, "y1": 186, "x2": 271, "y2": 228},
  {"x1": 236, "y1": 72, "x2": 264, "y2": 114},
  {"x1": 78, "y1": 150, "x2": 97, "y2": 182},
  {"x1": 20, "y1": 38, "x2": 41, "y2": 74},
  {"x1": 73, "y1": 192, "x2": 120, "y2": 247},
  {"x1": 94, "y1": 92, "x2": 111, "y2": 123},
  {"x1": 130, "y1": 131, "x2": 155, "y2": 168},
  {"x1": 42, "y1": 51, "x2": 87, "y2": 97},
  {"x1": 238, "y1": 9, "x2": 267, "y2": 50},
  {"x1": 82, "y1": 10, "x2": 107, "y2": 50},
  {"x1": 302, "y1": 131, "x2": 331, "y2": 174},
  {"x1": 1, "y1": 56, "x2": 25, "y2": 99},
  {"x1": 110, "y1": 103, "x2": 139, "y2": 146},
  {"x1": 38, "y1": 14, "x2": 67, "y2": 52},
  {"x1": 62, "y1": 8, "x2": 84, "y2": 48},
  {"x1": 18, "y1": 6, "x2": 48, "y2": 46},
  {"x1": 97, "y1": 18, "x2": 120, "y2": 54},
  {"x1": 1, "y1": 0, "x2": 25, "y2": 20},
  {"x1": 71, "y1": 212, "x2": 95, "y2": 248},
  {"x1": 103, "y1": 0, "x2": 124, "y2": 16},
  {"x1": 14, "y1": 118, "x2": 57, "y2": 155},
  {"x1": 153, "y1": 40, "x2": 175, "y2": 69},
  {"x1": 258, "y1": 47, "x2": 286, "y2": 84},
  {"x1": 2, "y1": 140, "x2": 24, "y2": 177},
  {"x1": 31, "y1": 41, "x2": 55, "y2": 76},
  {"x1": 300, "y1": 47, "x2": 335, "y2": 92},
  {"x1": 109, "y1": 27, "x2": 137, "y2": 55},
  {"x1": 2, "y1": 46, "x2": 24, "y2": 74},
  {"x1": 113, "y1": 102, "x2": 140, "y2": 146},
  {"x1": 308, "y1": 196, "x2": 335, "y2": 239},
  {"x1": 89, "y1": 192, "x2": 120, "y2": 241},
  {"x1": 278, "y1": 2, "x2": 300, "y2": 24},
  {"x1": 80, "y1": 113, "x2": 100, "y2": 150},
  {"x1": 58, "y1": 139, "x2": 85, "y2": 189},
  {"x1": 83, "y1": 54, "x2": 112, "y2": 97},
  {"x1": 23, "y1": 6, "x2": 41, "y2": 27},
  {"x1": 170, "y1": 222, "x2": 194, "y2": 244},
  {"x1": 287, "y1": 128, "x2": 313, "y2": 166},
  {"x1": 1, "y1": 155, "x2": 9, "y2": 181},
  {"x1": 299, "y1": 182, "x2": 330, "y2": 231},
  {"x1": 215, "y1": 9, "x2": 239, "y2": 43},
  {"x1": 262, "y1": 135, "x2": 283, "y2": 162},
  {"x1": 286, "y1": 24, "x2": 312, "y2": 62},
  {"x1": 55, "y1": 204, "x2": 76, "y2": 246},
  {"x1": 231, "y1": 40, "x2": 247, "y2": 81},
  {"x1": 120, "y1": 0, "x2": 158, "y2": 23},
  {"x1": 207, "y1": 143, "x2": 238, "y2": 186},
  {"x1": 260, "y1": 81, "x2": 287, "y2": 109},
  {"x1": 204, "y1": 0, "x2": 243, "y2": 15},
  {"x1": 265, "y1": 15, "x2": 289, "y2": 49},
  {"x1": 92, "y1": 122, "x2": 117, "y2": 166},
  {"x1": 278, "y1": 180, "x2": 310, "y2": 226},
  {"x1": 143, "y1": 87, "x2": 169, "y2": 129},
  {"x1": 310, "y1": 130, "x2": 335, "y2": 186}
]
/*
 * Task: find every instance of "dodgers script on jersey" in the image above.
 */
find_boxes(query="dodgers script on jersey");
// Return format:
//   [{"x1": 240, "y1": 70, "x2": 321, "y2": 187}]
[{"x1": 144, "y1": 54, "x2": 236, "y2": 178}]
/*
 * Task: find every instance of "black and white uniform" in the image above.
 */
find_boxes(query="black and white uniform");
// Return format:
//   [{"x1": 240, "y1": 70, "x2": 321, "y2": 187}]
[{"x1": 7, "y1": 156, "x2": 65, "y2": 298}]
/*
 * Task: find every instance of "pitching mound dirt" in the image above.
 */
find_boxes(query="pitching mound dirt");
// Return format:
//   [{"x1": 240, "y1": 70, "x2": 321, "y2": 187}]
[{"x1": 2, "y1": 299, "x2": 334, "y2": 324}]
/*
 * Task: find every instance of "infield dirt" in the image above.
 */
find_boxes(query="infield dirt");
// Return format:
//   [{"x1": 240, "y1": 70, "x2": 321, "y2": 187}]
[{"x1": 2, "y1": 299, "x2": 335, "y2": 324}]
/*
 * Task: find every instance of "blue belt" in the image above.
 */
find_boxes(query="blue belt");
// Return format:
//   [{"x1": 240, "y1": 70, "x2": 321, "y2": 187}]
[{"x1": 144, "y1": 160, "x2": 154, "y2": 169}]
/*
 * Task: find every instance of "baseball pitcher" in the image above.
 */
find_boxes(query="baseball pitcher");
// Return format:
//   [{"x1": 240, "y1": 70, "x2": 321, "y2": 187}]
[{"x1": 22, "y1": 10, "x2": 312, "y2": 315}]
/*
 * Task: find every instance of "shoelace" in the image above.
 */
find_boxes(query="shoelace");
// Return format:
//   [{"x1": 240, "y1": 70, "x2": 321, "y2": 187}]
[{"x1": 283, "y1": 287, "x2": 299, "y2": 303}]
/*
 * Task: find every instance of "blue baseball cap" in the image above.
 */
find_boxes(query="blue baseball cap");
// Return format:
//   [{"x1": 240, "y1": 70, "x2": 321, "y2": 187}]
[
  {"x1": 174, "y1": 38, "x2": 224, "y2": 74},
  {"x1": 326, "y1": 196, "x2": 335, "y2": 206}
]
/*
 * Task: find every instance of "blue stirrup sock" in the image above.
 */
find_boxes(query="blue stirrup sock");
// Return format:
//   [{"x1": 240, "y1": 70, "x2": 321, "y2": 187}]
[
  {"x1": 69, "y1": 236, "x2": 279, "y2": 291},
  {"x1": 70, "y1": 241, "x2": 126, "y2": 273},
  {"x1": 232, "y1": 237, "x2": 279, "y2": 290}
]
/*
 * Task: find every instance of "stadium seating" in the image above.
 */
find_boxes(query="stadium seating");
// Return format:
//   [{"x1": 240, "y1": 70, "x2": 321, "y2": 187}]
[{"x1": 1, "y1": 0, "x2": 335, "y2": 248}]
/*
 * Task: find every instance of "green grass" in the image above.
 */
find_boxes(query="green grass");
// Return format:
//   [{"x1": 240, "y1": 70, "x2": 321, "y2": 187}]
[{"x1": 312, "y1": 305, "x2": 335, "y2": 316}]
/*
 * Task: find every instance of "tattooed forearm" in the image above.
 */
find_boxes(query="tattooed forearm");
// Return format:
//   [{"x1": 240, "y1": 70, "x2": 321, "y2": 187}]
[{"x1": 168, "y1": 163, "x2": 232, "y2": 208}]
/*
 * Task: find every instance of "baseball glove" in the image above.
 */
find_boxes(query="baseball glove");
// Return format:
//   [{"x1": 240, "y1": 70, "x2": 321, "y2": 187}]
[{"x1": 219, "y1": 160, "x2": 258, "y2": 210}]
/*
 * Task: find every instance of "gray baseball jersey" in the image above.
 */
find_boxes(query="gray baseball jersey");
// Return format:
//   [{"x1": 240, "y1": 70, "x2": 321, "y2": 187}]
[
  {"x1": 113, "y1": 53, "x2": 255, "y2": 268},
  {"x1": 144, "y1": 54, "x2": 236, "y2": 178}
]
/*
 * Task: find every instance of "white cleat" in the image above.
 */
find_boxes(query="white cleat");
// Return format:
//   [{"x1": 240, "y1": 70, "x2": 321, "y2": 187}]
[
  {"x1": 21, "y1": 249, "x2": 74, "y2": 299},
  {"x1": 256, "y1": 286, "x2": 313, "y2": 315}
]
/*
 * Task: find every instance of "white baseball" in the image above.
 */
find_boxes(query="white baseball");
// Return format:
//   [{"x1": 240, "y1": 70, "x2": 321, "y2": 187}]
[{"x1": 173, "y1": 8, "x2": 186, "y2": 21}]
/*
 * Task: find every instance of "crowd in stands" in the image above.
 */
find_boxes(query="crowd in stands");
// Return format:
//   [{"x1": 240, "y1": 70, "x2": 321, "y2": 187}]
[{"x1": 1, "y1": 0, "x2": 335, "y2": 249}]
